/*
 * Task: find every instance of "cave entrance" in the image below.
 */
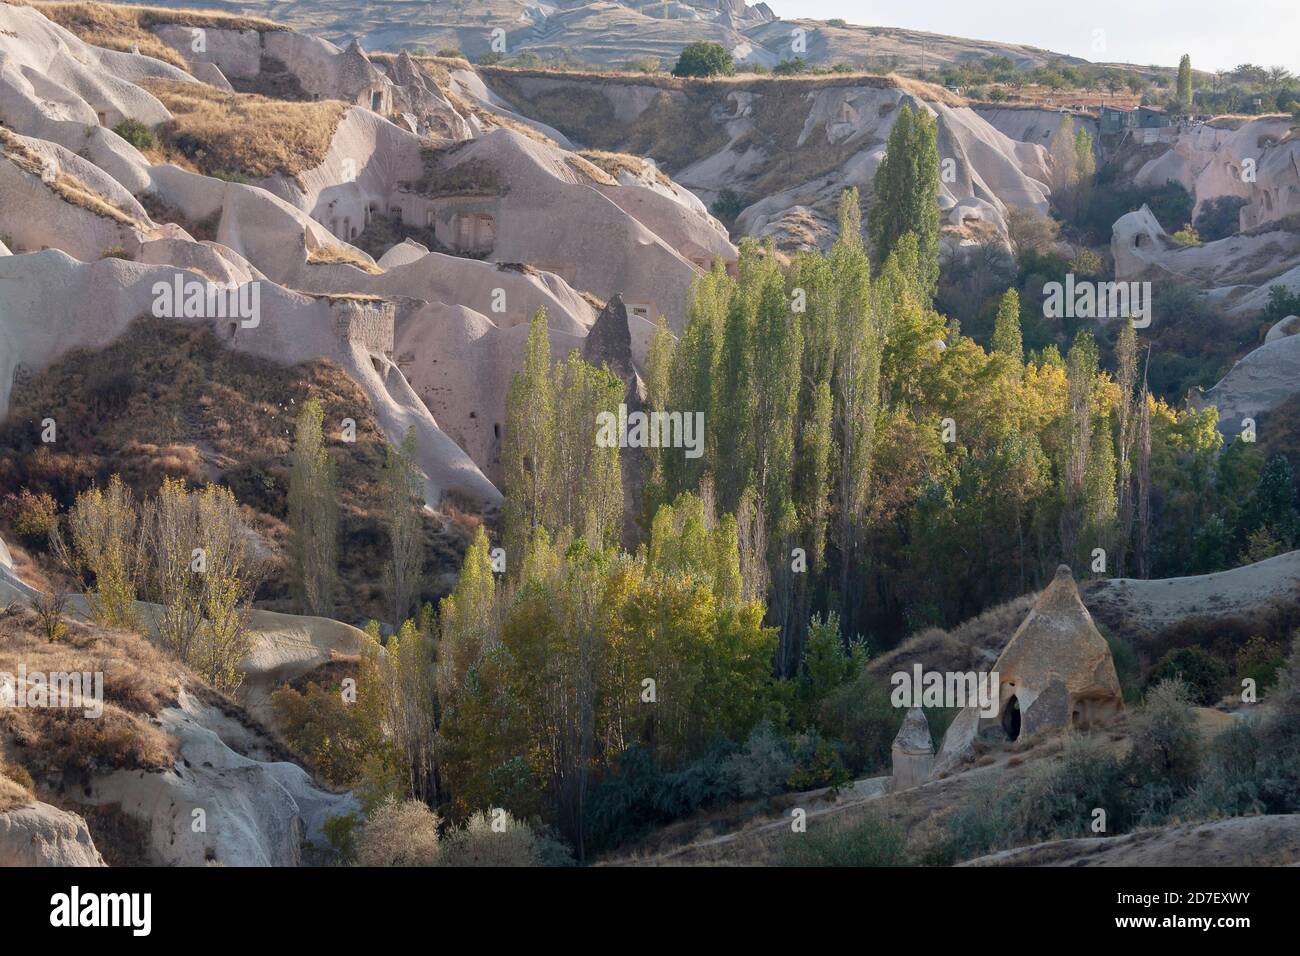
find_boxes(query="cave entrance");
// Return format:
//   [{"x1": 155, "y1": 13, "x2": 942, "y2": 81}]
[{"x1": 1001, "y1": 695, "x2": 1021, "y2": 741}]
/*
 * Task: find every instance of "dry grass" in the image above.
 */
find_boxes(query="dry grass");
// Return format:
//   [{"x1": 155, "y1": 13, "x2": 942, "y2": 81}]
[
  {"x1": 0, "y1": 316, "x2": 475, "y2": 623},
  {"x1": 24, "y1": 1, "x2": 285, "y2": 33},
  {"x1": 0, "y1": 605, "x2": 179, "y2": 777},
  {"x1": 305, "y1": 243, "x2": 384, "y2": 275},
  {"x1": 142, "y1": 79, "x2": 346, "y2": 180},
  {"x1": 20, "y1": 1, "x2": 186, "y2": 69},
  {"x1": 403, "y1": 144, "x2": 508, "y2": 199},
  {"x1": 478, "y1": 63, "x2": 963, "y2": 105},
  {"x1": 0, "y1": 762, "x2": 35, "y2": 811},
  {"x1": 564, "y1": 153, "x2": 616, "y2": 186},
  {"x1": 0, "y1": 126, "x2": 150, "y2": 230},
  {"x1": 867, "y1": 592, "x2": 1038, "y2": 681}
]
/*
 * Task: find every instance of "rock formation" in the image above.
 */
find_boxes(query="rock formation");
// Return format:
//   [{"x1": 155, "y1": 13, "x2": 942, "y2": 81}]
[
  {"x1": 935, "y1": 565, "x2": 1124, "y2": 774},
  {"x1": 0, "y1": 800, "x2": 106, "y2": 867},
  {"x1": 890, "y1": 707, "x2": 935, "y2": 791}
]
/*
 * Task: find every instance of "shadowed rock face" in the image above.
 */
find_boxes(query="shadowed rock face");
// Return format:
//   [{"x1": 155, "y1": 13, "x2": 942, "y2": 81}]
[{"x1": 582, "y1": 294, "x2": 637, "y2": 390}]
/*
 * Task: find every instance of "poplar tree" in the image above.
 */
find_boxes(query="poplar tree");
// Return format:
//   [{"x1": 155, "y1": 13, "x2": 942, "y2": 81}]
[
  {"x1": 991, "y1": 288, "x2": 1023, "y2": 366},
  {"x1": 1177, "y1": 54, "x2": 1193, "y2": 112},
  {"x1": 868, "y1": 104, "x2": 941, "y2": 296},
  {"x1": 829, "y1": 189, "x2": 880, "y2": 639},
  {"x1": 288, "y1": 397, "x2": 338, "y2": 616},
  {"x1": 502, "y1": 308, "x2": 555, "y2": 562},
  {"x1": 382, "y1": 426, "x2": 424, "y2": 625}
]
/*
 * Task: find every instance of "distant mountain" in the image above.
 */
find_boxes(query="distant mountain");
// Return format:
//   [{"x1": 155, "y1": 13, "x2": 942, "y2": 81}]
[{"x1": 103, "y1": 0, "x2": 1079, "y2": 71}]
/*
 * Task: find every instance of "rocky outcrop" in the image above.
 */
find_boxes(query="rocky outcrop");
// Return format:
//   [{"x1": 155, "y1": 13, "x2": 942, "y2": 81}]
[
  {"x1": 1111, "y1": 205, "x2": 1300, "y2": 317},
  {"x1": 935, "y1": 566, "x2": 1123, "y2": 774},
  {"x1": 124, "y1": 1, "x2": 1068, "y2": 73},
  {"x1": 0, "y1": 801, "x2": 106, "y2": 867},
  {"x1": 890, "y1": 708, "x2": 934, "y2": 791},
  {"x1": 79, "y1": 690, "x2": 356, "y2": 867},
  {"x1": 1195, "y1": 333, "x2": 1300, "y2": 436},
  {"x1": 1125, "y1": 116, "x2": 1300, "y2": 233},
  {"x1": 482, "y1": 72, "x2": 1051, "y2": 254}
]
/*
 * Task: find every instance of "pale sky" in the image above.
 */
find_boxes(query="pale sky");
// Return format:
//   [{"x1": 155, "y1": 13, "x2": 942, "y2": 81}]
[{"x1": 772, "y1": 0, "x2": 1300, "y2": 74}]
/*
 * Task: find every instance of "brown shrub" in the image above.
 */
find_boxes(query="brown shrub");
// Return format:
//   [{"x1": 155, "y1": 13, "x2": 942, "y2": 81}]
[
  {"x1": 0, "y1": 607, "x2": 179, "y2": 777},
  {"x1": 0, "y1": 316, "x2": 473, "y2": 623}
]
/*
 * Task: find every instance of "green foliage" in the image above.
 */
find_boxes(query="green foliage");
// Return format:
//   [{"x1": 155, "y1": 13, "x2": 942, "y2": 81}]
[
  {"x1": 1147, "y1": 649, "x2": 1228, "y2": 705},
  {"x1": 2, "y1": 488, "x2": 57, "y2": 543},
  {"x1": 710, "y1": 187, "x2": 746, "y2": 223},
  {"x1": 288, "y1": 397, "x2": 338, "y2": 616},
  {"x1": 1194, "y1": 195, "x2": 1247, "y2": 241},
  {"x1": 1017, "y1": 737, "x2": 1131, "y2": 841},
  {"x1": 1177, "y1": 54, "x2": 1194, "y2": 110},
  {"x1": 781, "y1": 812, "x2": 905, "y2": 866},
  {"x1": 112, "y1": 119, "x2": 158, "y2": 152},
  {"x1": 786, "y1": 731, "x2": 851, "y2": 791},
  {"x1": 672, "y1": 41, "x2": 735, "y2": 78},
  {"x1": 1236, "y1": 636, "x2": 1286, "y2": 694},
  {"x1": 1071, "y1": 179, "x2": 1193, "y2": 243},
  {"x1": 868, "y1": 105, "x2": 941, "y2": 295},
  {"x1": 944, "y1": 777, "x2": 1020, "y2": 860},
  {"x1": 1129, "y1": 679, "x2": 1203, "y2": 792},
  {"x1": 321, "y1": 813, "x2": 359, "y2": 865},
  {"x1": 271, "y1": 680, "x2": 382, "y2": 787}
]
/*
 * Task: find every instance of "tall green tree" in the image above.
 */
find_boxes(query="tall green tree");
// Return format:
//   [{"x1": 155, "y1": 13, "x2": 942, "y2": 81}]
[
  {"x1": 1177, "y1": 54, "x2": 1194, "y2": 111},
  {"x1": 502, "y1": 308, "x2": 555, "y2": 562},
  {"x1": 868, "y1": 104, "x2": 941, "y2": 296},
  {"x1": 381, "y1": 426, "x2": 424, "y2": 625},
  {"x1": 288, "y1": 397, "x2": 338, "y2": 616},
  {"x1": 991, "y1": 288, "x2": 1023, "y2": 367}
]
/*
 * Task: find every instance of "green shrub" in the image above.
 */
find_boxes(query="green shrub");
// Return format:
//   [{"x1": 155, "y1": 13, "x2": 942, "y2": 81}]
[
  {"x1": 672, "y1": 41, "x2": 735, "y2": 78},
  {"x1": 1130, "y1": 678, "x2": 1202, "y2": 788},
  {"x1": 112, "y1": 118, "x2": 158, "y2": 152},
  {"x1": 817, "y1": 669, "x2": 900, "y2": 774},
  {"x1": 1103, "y1": 630, "x2": 1142, "y2": 703},
  {"x1": 1237, "y1": 636, "x2": 1286, "y2": 695},
  {"x1": 1017, "y1": 736, "x2": 1131, "y2": 841},
  {"x1": 719, "y1": 722, "x2": 794, "y2": 799},
  {"x1": 1194, "y1": 195, "x2": 1248, "y2": 241},
  {"x1": 781, "y1": 812, "x2": 904, "y2": 866},
  {"x1": 786, "y1": 731, "x2": 851, "y2": 792},
  {"x1": 321, "y1": 813, "x2": 359, "y2": 864},
  {"x1": 1263, "y1": 284, "x2": 1300, "y2": 321},
  {"x1": 710, "y1": 187, "x2": 747, "y2": 224},
  {"x1": 944, "y1": 777, "x2": 1020, "y2": 861},
  {"x1": 1147, "y1": 647, "x2": 1228, "y2": 705}
]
